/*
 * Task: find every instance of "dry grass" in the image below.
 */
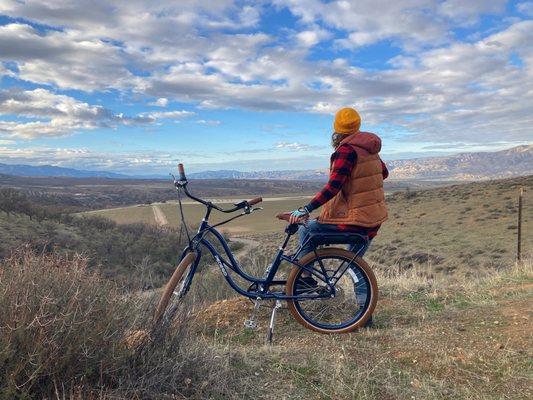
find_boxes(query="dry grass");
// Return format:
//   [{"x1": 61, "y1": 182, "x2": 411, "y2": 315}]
[
  {"x1": 1, "y1": 250, "x2": 531, "y2": 399},
  {"x1": 0, "y1": 250, "x2": 255, "y2": 399},
  {"x1": 191, "y1": 258, "x2": 533, "y2": 400}
]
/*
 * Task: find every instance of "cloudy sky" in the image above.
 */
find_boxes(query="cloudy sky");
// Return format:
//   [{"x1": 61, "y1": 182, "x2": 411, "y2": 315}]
[{"x1": 0, "y1": 0, "x2": 531, "y2": 174}]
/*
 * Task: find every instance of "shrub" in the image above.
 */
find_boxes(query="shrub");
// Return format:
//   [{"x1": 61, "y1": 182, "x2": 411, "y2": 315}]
[
  {"x1": 0, "y1": 250, "x2": 241, "y2": 399},
  {"x1": 0, "y1": 251, "x2": 135, "y2": 397}
]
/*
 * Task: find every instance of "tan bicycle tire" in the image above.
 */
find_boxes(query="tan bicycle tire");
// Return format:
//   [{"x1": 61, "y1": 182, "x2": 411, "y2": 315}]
[
  {"x1": 285, "y1": 248, "x2": 378, "y2": 334},
  {"x1": 153, "y1": 251, "x2": 196, "y2": 324}
]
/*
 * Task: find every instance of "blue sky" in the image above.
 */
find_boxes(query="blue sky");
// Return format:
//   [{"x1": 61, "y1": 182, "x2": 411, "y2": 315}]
[{"x1": 0, "y1": 0, "x2": 531, "y2": 174}]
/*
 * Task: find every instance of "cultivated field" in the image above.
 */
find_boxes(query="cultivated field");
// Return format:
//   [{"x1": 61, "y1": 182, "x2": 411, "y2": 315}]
[
  {"x1": 84, "y1": 196, "x2": 314, "y2": 233},
  {"x1": 0, "y1": 173, "x2": 451, "y2": 211}
]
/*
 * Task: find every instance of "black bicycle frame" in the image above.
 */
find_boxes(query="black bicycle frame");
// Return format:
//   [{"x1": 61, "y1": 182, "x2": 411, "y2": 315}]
[
  {"x1": 183, "y1": 218, "x2": 338, "y2": 301},
  {"x1": 173, "y1": 181, "x2": 367, "y2": 302}
]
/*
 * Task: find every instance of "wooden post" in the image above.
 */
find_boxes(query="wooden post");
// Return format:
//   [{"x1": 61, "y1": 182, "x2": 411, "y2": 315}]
[{"x1": 517, "y1": 187, "x2": 523, "y2": 262}]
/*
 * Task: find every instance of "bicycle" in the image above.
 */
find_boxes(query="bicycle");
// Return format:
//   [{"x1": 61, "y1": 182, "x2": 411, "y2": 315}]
[{"x1": 154, "y1": 164, "x2": 378, "y2": 339}]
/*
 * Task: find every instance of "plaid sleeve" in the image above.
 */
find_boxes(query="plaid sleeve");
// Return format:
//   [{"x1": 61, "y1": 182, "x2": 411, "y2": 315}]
[{"x1": 305, "y1": 144, "x2": 357, "y2": 212}]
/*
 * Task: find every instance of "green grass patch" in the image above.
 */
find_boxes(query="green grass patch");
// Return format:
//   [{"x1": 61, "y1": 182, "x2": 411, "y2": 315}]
[{"x1": 425, "y1": 298, "x2": 445, "y2": 312}]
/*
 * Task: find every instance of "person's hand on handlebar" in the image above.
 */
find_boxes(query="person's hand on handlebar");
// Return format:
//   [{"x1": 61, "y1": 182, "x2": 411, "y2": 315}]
[{"x1": 289, "y1": 206, "x2": 310, "y2": 224}]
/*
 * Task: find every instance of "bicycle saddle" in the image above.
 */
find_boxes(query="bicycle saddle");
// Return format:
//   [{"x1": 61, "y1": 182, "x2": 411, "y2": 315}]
[{"x1": 307, "y1": 232, "x2": 368, "y2": 247}]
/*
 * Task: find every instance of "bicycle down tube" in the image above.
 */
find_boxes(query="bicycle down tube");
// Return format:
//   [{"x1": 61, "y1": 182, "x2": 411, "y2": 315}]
[{"x1": 186, "y1": 222, "x2": 334, "y2": 301}]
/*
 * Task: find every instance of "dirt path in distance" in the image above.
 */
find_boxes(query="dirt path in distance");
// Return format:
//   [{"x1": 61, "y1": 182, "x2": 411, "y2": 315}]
[{"x1": 152, "y1": 204, "x2": 169, "y2": 226}]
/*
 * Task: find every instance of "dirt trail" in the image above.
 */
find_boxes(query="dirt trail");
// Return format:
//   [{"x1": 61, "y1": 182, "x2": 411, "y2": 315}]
[
  {"x1": 152, "y1": 204, "x2": 168, "y2": 226},
  {"x1": 151, "y1": 204, "x2": 258, "y2": 260}
]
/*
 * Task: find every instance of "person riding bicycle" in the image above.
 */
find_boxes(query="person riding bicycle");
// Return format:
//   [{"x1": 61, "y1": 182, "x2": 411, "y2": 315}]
[{"x1": 289, "y1": 107, "x2": 388, "y2": 260}]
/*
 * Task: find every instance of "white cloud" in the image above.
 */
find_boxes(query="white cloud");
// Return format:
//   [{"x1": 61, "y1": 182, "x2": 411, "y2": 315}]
[
  {"x1": 196, "y1": 119, "x2": 221, "y2": 126},
  {"x1": 0, "y1": 144, "x2": 329, "y2": 173},
  {"x1": 0, "y1": 96, "x2": 194, "y2": 140},
  {"x1": 0, "y1": 63, "x2": 15, "y2": 78},
  {"x1": 275, "y1": 0, "x2": 451, "y2": 49},
  {"x1": 295, "y1": 27, "x2": 331, "y2": 47},
  {"x1": 0, "y1": 0, "x2": 530, "y2": 149},
  {"x1": 148, "y1": 98, "x2": 169, "y2": 107},
  {"x1": 0, "y1": 144, "x2": 216, "y2": 171},
  {"x1": 275, "y1": 0, "x2": 510, "y2": 49},
  {"x1": 0, "y1": 88, "x2": 151, "y2": 138},
  {"x1": 0, "y1": 23, "x2": 134, "y2": 91},
  {"x1": 276, "y1": 142, "x2": 322, "y2": 151},
  {"x1": 145, "y1": 110, "x2": 195, "y2": 120},
  {"x1": 439, "y1": 0, "x2": 507, "y2": 23},
  {"x1": 0, "y1": 1, "x2": 264, "y2": 90}
]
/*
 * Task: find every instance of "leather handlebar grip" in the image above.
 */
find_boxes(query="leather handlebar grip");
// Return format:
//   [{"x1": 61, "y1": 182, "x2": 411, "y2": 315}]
[
  {"x1": 178, "y1": 163, "x2": 187, "y2": 181},
  {"x1": 248, "y1": 197, "x2": 262, "y2": 206}
]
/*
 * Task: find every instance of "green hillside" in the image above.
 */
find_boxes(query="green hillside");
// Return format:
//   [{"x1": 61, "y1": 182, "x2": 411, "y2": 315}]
[
  {"x1": 0, "y1": 190, "x2": 186, "y2": 288},
  {"x1": 241, "y1": 175, "x2": 532, "y2": 276}
]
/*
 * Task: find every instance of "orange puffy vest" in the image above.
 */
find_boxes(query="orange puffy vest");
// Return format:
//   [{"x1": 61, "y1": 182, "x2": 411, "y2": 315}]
[{"x1": 319, "y1": 132, "x2": 388, "y2": 227}]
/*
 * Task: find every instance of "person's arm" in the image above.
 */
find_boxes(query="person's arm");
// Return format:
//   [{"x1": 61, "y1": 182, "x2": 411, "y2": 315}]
[{"x1": 305, "y1": 144, "x2": 357, "y2": 212}]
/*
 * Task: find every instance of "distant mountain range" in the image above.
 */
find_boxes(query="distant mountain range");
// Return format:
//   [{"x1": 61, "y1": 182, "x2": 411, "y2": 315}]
[
  {"x1": 188, "y1": 145, "x2": 533, "y2": 181},
  {"x1": 387, "y1": 145, "x2": 532, "y2": 180},
  {"x1": 0, "y1": 145, "x2": 531, "y2": 181},
  {"x1": 0, "y1": 163, "x2": 131, "y2": 179}
]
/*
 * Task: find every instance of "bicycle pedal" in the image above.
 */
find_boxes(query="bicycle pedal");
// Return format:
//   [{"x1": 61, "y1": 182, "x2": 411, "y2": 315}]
[{"x1": 244, "y1": 319, "x2": 257, "y2": 330}]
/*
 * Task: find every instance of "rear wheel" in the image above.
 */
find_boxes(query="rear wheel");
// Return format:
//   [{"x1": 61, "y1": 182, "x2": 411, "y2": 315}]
[
  {"x1": 286, "y1": 248, "x2": 377, "y2": 334},
  {"x1": 154, "y1": 251, "x2": 196, "y2": 325}
]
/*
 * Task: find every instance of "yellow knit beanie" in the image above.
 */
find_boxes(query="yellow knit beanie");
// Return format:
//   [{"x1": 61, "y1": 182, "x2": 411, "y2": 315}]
[{"x1": 333, "y1": 107, "x2": 361, "y2": 134}]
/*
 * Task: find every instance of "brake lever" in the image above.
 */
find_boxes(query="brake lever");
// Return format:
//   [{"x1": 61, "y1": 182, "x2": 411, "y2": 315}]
[
  {"x1": 242, "y1": 206, "x2": 263, "y2": 215},
  {"x1": 170, "y1": 172, "x2": 188, "y2": 188}
]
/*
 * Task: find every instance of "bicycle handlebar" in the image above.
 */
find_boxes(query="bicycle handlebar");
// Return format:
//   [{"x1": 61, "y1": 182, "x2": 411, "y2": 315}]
[
  {"x1": 248, "y1": 197, "x2": 262, "y2": 206},
  {"x1": 174, "y1": 164, "x2": 262, "y2": 213}
]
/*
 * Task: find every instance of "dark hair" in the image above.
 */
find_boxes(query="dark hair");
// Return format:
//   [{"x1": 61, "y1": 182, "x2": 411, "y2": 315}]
[{"x1": 331, "y1": 132, "x2": 353, "y2": 149}]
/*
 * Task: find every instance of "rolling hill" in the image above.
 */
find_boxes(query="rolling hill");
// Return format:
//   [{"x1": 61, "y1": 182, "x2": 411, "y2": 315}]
[{"x1": 387, "y1": 144, "x2": 532, "y2": 180}]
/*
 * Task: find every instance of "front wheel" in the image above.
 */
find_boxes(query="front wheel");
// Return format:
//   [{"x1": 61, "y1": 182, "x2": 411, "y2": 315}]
[
  {"x1": 286, "y1": 248, "x2": 378, "y2": 334},
  {"x1": 153, "y1": 251, "x2": 196, "y2": 325}
]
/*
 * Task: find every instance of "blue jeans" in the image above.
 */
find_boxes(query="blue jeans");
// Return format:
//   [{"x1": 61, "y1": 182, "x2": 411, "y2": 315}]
[{"x1": 297, "y1": 219, "x2": 373, "y2": 259}]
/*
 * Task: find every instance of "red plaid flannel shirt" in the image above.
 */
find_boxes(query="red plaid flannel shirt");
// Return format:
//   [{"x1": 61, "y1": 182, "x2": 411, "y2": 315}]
[{"x1": 305, "y1": 143, "x2": 388, "y2": 238}]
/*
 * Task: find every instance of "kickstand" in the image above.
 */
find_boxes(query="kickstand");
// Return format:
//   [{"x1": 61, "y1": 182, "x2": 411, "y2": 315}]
[
  {"x1": 267, "y1": 300, "x2": 282, "y2": 344},
  {"x1": 244, "y1": 298, "x2": 261, "y2": 330}
]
